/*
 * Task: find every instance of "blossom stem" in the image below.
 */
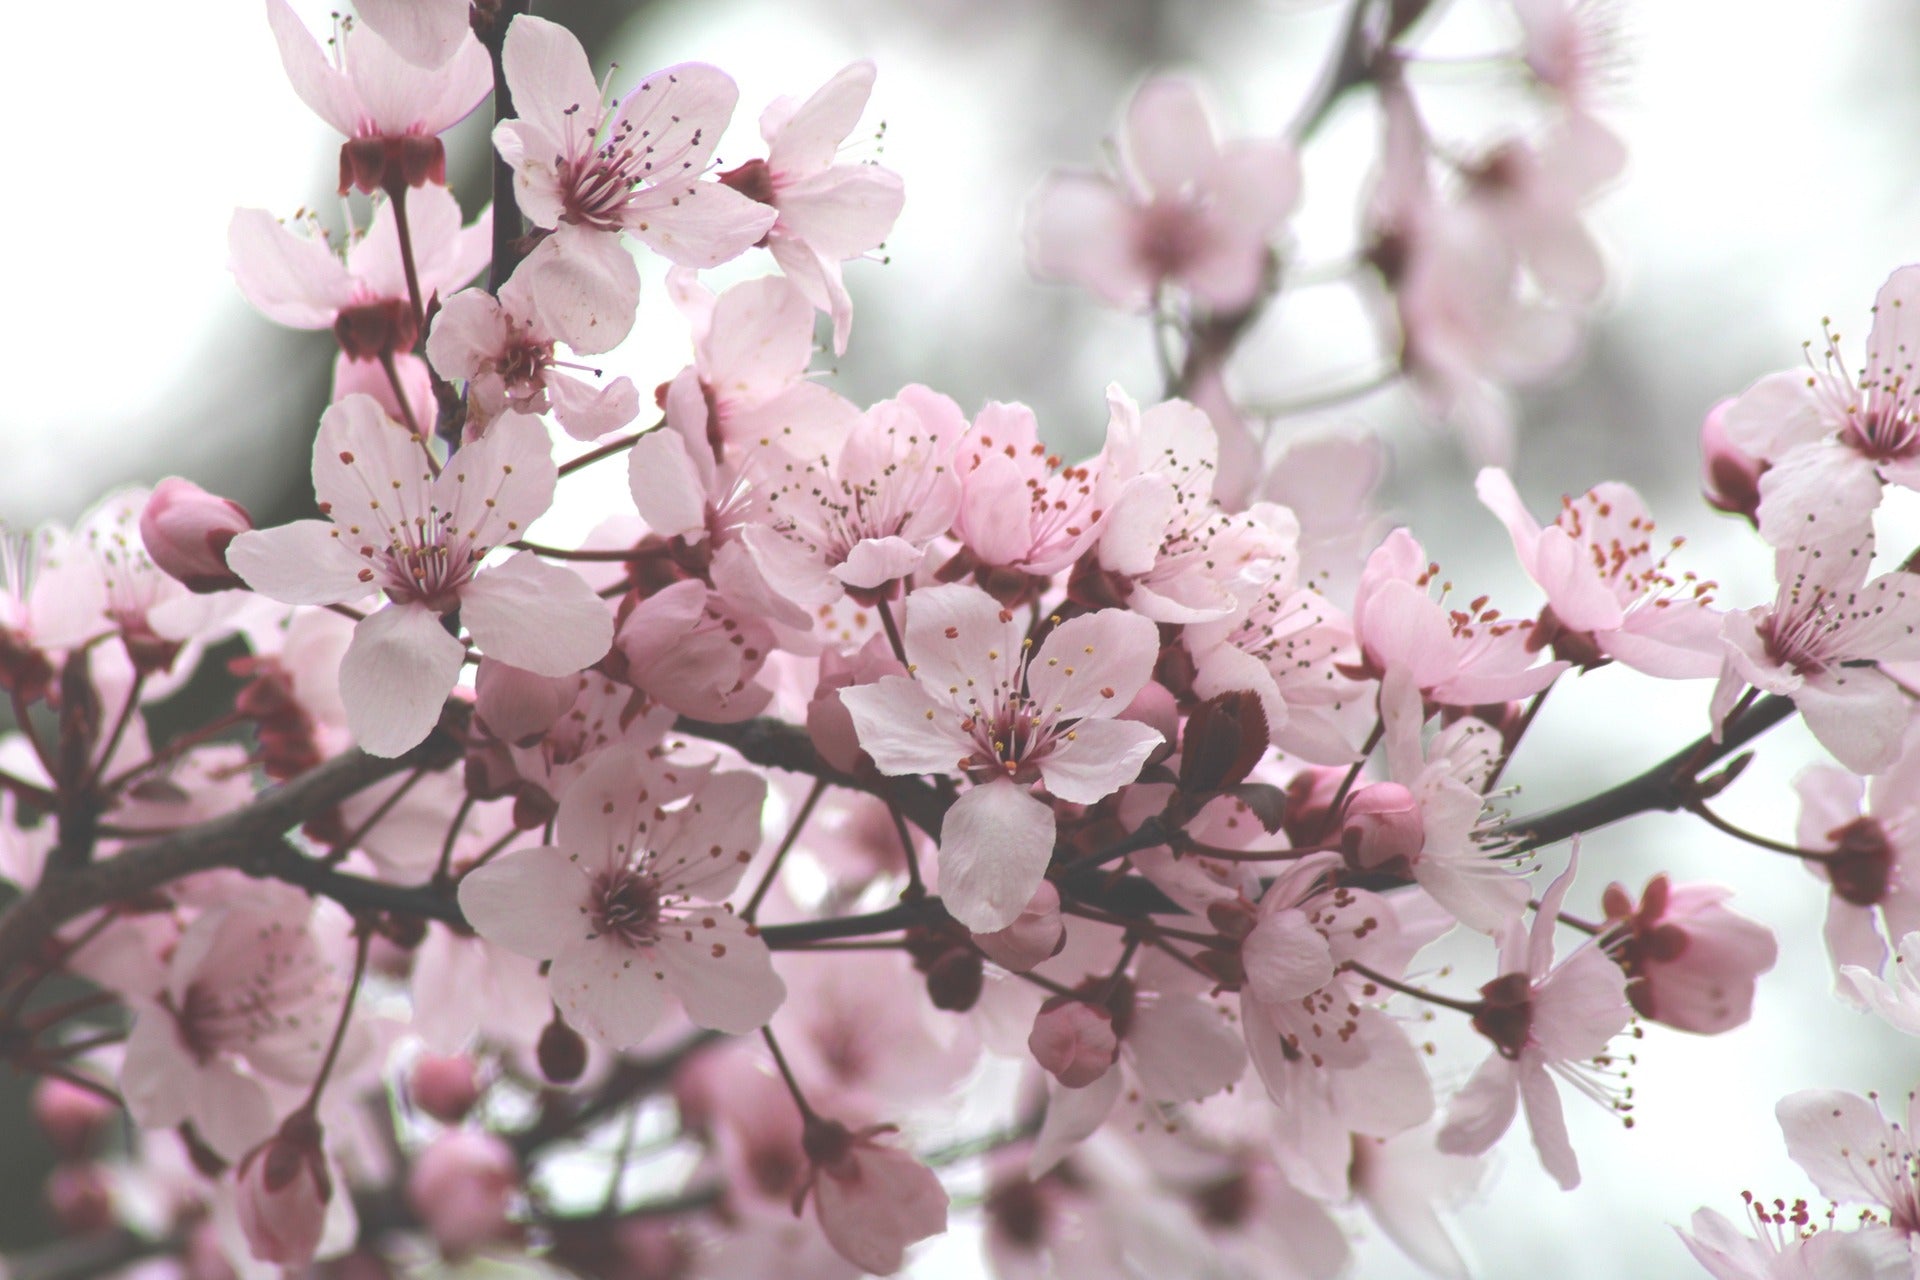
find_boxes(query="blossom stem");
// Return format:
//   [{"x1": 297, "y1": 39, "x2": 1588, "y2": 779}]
[
  {"x1": 1342, "y1": 960, "x2": 1482, "y2": 1016},
  {"x1": 1685, "y1": 797, "x2": 1834, "y2": 863},
  {"x1": 430, "y1": 794, "x2": 477, "y2": 887},
  {"x1": 1244, "y1": 364, "x2": 1400, "y2": 420},
  {"x1": 876, "y1": 597, "x2": 908, "y2": 666},
  {"x1": 0, "y1": 768, "x2": 52, "y2": 806},
  {"x1": 101, "y1": 712, "x2": 246, "y2": 794},
  {"x1": 761, "y1": 1026, "x2": 817, "y2": 1123},
  {"x1": 1322, "y1": 719, "x2": 1385, "y2": 837},
  {"x1": 557, "y1": 422, "x2": 659, "y2": 478},
  {"x1": 479, "y1": 0, "x2": 533, "y2": 292},
  {"x1": 511, "y1": 540, "x2": 639, "y2": 561},
  {"x1": 389, "y1": 184, "x2": 426, "y2": 337},
  {"x1": 888, "y1": 800, "x2": 927, "y2": 902},
  {"x1": 79, "y1": 673, "x2": 144, "y2": 798},
  {"x1": 10, "y1": 688, "x2": 56, "y2": 778},
  {"x1": 379, "y1": 350, "x2": 441, "y2": 477},
  {"x1": 1059, "y1": 899, "x2": 1219, "y2": 946},
  {"x1": 302, "y1": 922, "x2": 373, "y2": 1114},
  {"x1": 742, "y1": 777, "x2": 828, "y2": 923}
]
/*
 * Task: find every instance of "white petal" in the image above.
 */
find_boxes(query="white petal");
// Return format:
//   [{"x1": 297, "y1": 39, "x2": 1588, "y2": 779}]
[{"x1": 938, "y1": 779, "x2": 1055, "y2": 933}]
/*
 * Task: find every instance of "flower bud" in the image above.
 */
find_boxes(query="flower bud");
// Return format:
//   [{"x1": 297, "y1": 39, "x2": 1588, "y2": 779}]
[
  {"x1": 537, "y1": 1015, "x2": 588, "y2": 1084},
  {"x1": 1179, "y1": 690, "x2": 1269, "y2": 794},
  {"x1": 972, "y1": 881, "x2": 1065, "y2": 973},
  {"x1": 410, "y1": 1054, "x2": 481, "y2": 1125},
  {"x1": 139, "y1": 477, "x2": 253, "y2": 593},
  {"x1": 32, "y1": 1076, "x2": 115, "y2": 1158},
  {"x1": 925, "y1": 947, "x2": 985, "y2": 1012},
  {"x1": 234, "y1": 1111, "x2": 333, "y2": 1268},
  {"x1": 1340, "y1": 782, "x2": 1425, "y2": 870},
  {"x1": 406, "y1": 1130, "x2": 518, "y2": 1256},
  {"x1": 47, "y1": 1162, "x2": 114, "y2": 1234},
  {"x1": 1700, "y1": 398, "x2": 1766, "y2": 526},
  {"x1": 1028, "y1": 998, "x2": 1118, "y2": 1088}
]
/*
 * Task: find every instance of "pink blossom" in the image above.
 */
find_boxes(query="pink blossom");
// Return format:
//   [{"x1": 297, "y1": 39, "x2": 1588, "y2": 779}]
[
  {"x1": 1721, "y1": 266, "x2": 1920, "y2": 549},
  {"x1": 612, "y1": 578, "x2": 775, "y2": 723},
  {"x1": 1599, "y1": 875, "x2": 1777, "y2": 1034},
  {"x1": 265, "y1": 0, "x2": 491, "y2": 193},
  {"x1": 719, "y1": 62, "x2": 906, "y2": 353},
  {"x1": 740, "y1": 387, "x2": 965, "y2": 609},
  {"x1": 1702, "y1": 397, "x2": 1767, "y2": 526},
  {"x1": 1026, "y1": 77, "x2": 1300, "y2": 315},
  {"x1": 233, "y1": 1111, "x2": 335, "y2": 1267},
  {"x1": 1794, "y1": 729, "x2": 1920, "y2": 980},
  {"x1": 1457, "y1": 112, "x2": 1623, "y2": 304},
  {"x1": 799, "y1": 1117, "x2": 948, "y2": 1275},
  {"x1": 1677, "y1": 1203, "x2": 1913, "y2": 1280},
  {"x1": 139, "y1": 479, "x2": 253, "y2": 595},
  {"x1": 427, "y1": 242, "x2": 641, "y2": 440},
  {"x1": 948, "y1": 401, "x2": 1106, "y2": 594},
  {"x1": 1711, "y1": 539, "x2": 1920, "y2": 775},
  {"x1": 494, "y1": 16, "x2": 774, "y2": 265},
  {"x1": 1476, "y1": 468, "x2": 1723, "y2": 677},
  {"x1": 1777, "y1": 1089, "x2": 1920, "y2": 1237},
  {"x1": 839, "y1": 584, "x2": 1162, "y2": 931},
  {"x1": 406, "y1": 1130, "x2": 518, "y2": 1255},
  {"x1": 1436, "y1": 852, "x2": 1633, "y2": 1190},
  {"x1": 226, "y1": 396, "x2": 613, "y2": 756},
  {"x1": 456, "y1": 745, "x2": 784, "y2": 1048}
]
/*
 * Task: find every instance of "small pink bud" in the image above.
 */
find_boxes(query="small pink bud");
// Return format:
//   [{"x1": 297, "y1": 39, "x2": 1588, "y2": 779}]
[
  {"x1": 406, "y1": 1130, "x2": 518, "y2": 1256},
  {"x1": 46, "y1": 1162, "x2": 114, "y2": 1234},
  {"x1": 140, "y1": 477, "x2": 253, "y2": 593},
  {"x1": 1700, "y1": 398, "x2": 1766, "y2": 526},
  {"x1": 1341, "y1": 782, "x2": 1425, "y2": 869},
  {"x1": 1028, "y1": 998, "x2": 1119, "y2": 1088},
  {"x1": 973, "y1": 881, "x2": 1065, "y2": 973},
  {"x1": 234, "y1": 1111, "x2": 333, "y2": 1268},
  {"x1": 410, "y1": 1054, "x2": 481, "y2": 1125},
  {"x1": 32, "y1": 1076, "x2": 115, "y2": 1158}
]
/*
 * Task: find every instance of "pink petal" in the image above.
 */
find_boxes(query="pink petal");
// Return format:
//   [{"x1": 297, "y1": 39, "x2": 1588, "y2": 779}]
[
  {"x1": 356, "y1": 0, "x2": 471, "y2": 68},
  {"x1": 549, "y1": 371, "x2": 640, "y2": 442},
  {"x1": 424, "y1": 287, "x2": 511, "y2": 383},
  {"x1": 1125, "y1": 993, "x2": 1245, "y2": 1101},
  {"x1": 702, "y1": 275, "x2": 816, "y2": 393},
  {"x1": 1722, "y1": 369, "x2": 1830, "y2": 458},
  {"x1": 831, "y1": 536, "x2": 925, "y2": 590},
  {"x1": 227, "y1": 209, "x2": 356, "y2": 328},
  {"x1": 626, "y1": 181, "x2": 777, "y2": 268},
  {"x1": 655, "y1": 916, "x2": 785, "y2": 1034},
  {"x1": 264, "y1": 0, "x2": 359, "y2": 135},
  {"x1": 440, "y1": 413, "x2": 558, "y2": 544},
  {"x1": 1124, "y1": 78, "x2": 1217, "y2": 196},
  {"x1": 500, "y1": 14, "x2": 600, "y2": 143},
  {"x1": 1517, "y1": 1059, "x2": 1580, "y2": 1189},
  {"x1": 339, "y1": 602, "x2": 466, "y2": 756},
  {"x1": 1243, "y1": 908, "x2": 1336, "y2": 1003},
  {"x1": 777, "y1": 166, "x2": 905, "y2": 260},
  {"x1": 549, "y1": 937, "x2": 669, "y2": 1049},
  {"x1": 722, "y1": 380, "x2": 862, "y2": 458},
  {"x1": 1027, "y1": 1066, "x2": 1122, "y2": 1178},
  {"x1": 1796, "y1": 667, "x2": 1910, "y2": 775},
  {"x1": 647, "y1": 770, "x2": 768, "y2": 901},
  {"x1": 226, "y1": 520, "x2": 371, "y2": 606},
  {"x1": 840, "y1": 677, "x2": 972, "y2": 776},
  {"x1": 766, "y1": 61, "x2": 876, "y2": 175},
  {"x1": 899, "y1": 583, "x2": 1025, "y2": 704},
  {"x1": 1036, "y1": 718, "x2": 1162, "y2": 804},
  {"x1": 627, "y1": 428, "x2": 710, "y2": 540},
  {"x1": 1754, "y1": 443, "x2": 1882, "y2": 549},
  {"x1": 455, "y1": 846, "x2": 589, "y2": 958},
  {"x1": 462, "y1": 553, "x2": 611, "y2": 677},
  {"x1": 1864, "y1": 267, "x2": 1920, "y2": 405},
  {"x1": 1028, "y1": 608, "x2": 1160, "y2": 722},
  {"x1": 312, "y1": 394, "x2": 435, "y2": 540},
  {"x1": 813, "y1": 1141, "x2": 948, "y2": 1276},
  {"x1": 938, "y1": 779, "x2": 1056, "y2": 932},
  {"x1": 1024, "y1": 174, "x2": 1154, "y2": 309},
  {"x1": 1436, "y1": 1052, "x2": 1518, "y2": 1158},
  {"x1": 519, "y1": 227, "x2": 640, "y2": 355},
  {"x1": 1530, "y1": 946, "x2": 1630, "y2": 1062}
]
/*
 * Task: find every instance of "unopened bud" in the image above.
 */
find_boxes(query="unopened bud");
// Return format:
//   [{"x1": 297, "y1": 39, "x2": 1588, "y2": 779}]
[
  {"x1": 410, "y1": 1054, "x2": 481, "y2": 1124},
  {"x1": 1701, "y1": 398, "x2": 1766, "y2": 526},
  {"x1": 406, "y1": 1130, "x2": 518, "y2": 1256},
  {"x1": 47, "y1": 1162, "x2": 114, "y2": 1234},
  {"x1": 234, "y1": 1111, "x2": 332, "y2": 1268},
  {"x1": 1028, "y1": 999, "x2": 1118, "y2": 1088},
  {"x1": 537, "y1": 1015, "x2": 588, "y2": 1084},
  {"x1": 32, "y1": 1077, "x2": 115, "y2": 1158},
  {"x1": 140, "y1": 478, "x2": 253, "y2": 593},
  {"x1": 1341, "y1": 782, "x2": 1425, "y2": 870},
  {"x1": 1179, "y1": 690, "x2": 1269, "y2": 793},
  {"x1": 924, "y1": 948, "x2": 984, "y2": 1012}
]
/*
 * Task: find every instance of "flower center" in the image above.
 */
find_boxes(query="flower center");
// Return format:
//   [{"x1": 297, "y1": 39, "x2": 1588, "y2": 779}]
[
  {"x1": 588, "y1": 869, "x2": 663, "y2": 947},
  {"x1": 1471, "y1": 971, "x2": 1535, "y2": 1060}
]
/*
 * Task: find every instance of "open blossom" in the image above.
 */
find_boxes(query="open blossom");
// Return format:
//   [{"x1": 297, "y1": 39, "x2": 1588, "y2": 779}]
[
  {"x1": 495, "y1": 16, "x2": 773, "y2": 266},
  {"x1": 265, "y1": 0, "x2": 491, "y2": 193},
  {"x1": 1679, "y1": 1203, "x2": 1915, "y2": 1280},
  {"x1": 798, "y1": 1116, "x2": 948, "y2": 1275},
  {"x1": 1777, "y1": 1090, "x2": 1920, "y2": 1238},
  {"x1": 1599, "y1": 875, "x2": 1777, "y2": 1034},
  {"x1": 1711, "y1": 538, "x2": 1920, "y2": 775},
  {"x1": 1027, "y1": 77, "x2": 1299, "y2": 314},
  {"x1": 226, "y1": 396, "x2": 612, "y2": 756},
  {"x1": 947, "y1": 400, "x2": 1105, "y2": 598},
  {"x1": 1437, "y1": 852, "x2": 1633, "y2": 1190},
  {"x1": 1476, "y1": 468, "x2": 1722, "y2": 677},
  {"x1": 839, "y1": 583, "x2": 1163, "y2": 931},
  {"x1": 1794, "y1": 725, "x2": 1920, "y2": 980},
  {"x1": 718, "y1": 62, "x2": 905, "y2": 353},
  {"x1": 457, "y1": 745, "x2": 784, "y2": 1048},
  {"x1": 1721, "y1": 266, "x2": 1920, "y2": 549}
]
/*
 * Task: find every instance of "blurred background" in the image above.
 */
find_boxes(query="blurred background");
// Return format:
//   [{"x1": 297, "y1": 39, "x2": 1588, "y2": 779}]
[{"x1": 3, "y1": 0, "x2": 1919, "y2": 1275}]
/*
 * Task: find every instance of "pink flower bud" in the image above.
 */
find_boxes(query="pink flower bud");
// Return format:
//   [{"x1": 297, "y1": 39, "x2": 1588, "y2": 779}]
[
  {"x1": 1341, "y1": 782, "x2": 1425, "y2": 869},
  {"x1": 234, "y1": 1112, "x2": 333, "y2": 1268},
  {"x1": 410, "y1": 1054, "x2": 481, "y2": 1125},
  {"x1": 139, "y1": 477, "x2": 253, "y2": 593},
  {"x1": 406, "y1": 1130, "x2": 518, "y2": 1256},
  {"x1": 46, "y1": 1162, "x2": 114, "y2": 1234},
  {"x1": 1699, "y1": 398, "x2": 1766, "y2": 526},
  {"x1": 32, "y1": 1077, "x2": 115, "y2": 1158},
  {"x1": 1028, "y1": 998, "x2": 1119, "y2": 1088},
  {"x1": 973, "y1": 881, "x2": 1065, "y2": 972}
]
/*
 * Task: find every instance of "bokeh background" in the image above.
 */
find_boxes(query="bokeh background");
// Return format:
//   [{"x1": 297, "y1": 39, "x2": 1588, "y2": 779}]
[{"x1": 3, "y1": 0, "x2": 1919, "y2": 1275}]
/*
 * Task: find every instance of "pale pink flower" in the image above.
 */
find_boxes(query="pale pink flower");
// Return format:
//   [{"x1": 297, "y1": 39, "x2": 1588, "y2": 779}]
[
  {"x1": 1026, "y1": 77, "x2": 1300, "y2": 315},
  {"x1": 1722, "y1": 267, "x2": 1920, "y2": 549},
  {"x1": 494, "y1": 16, "x2": 773, "y2": 266},
  {"x1": 1351, "y1": 1125, "x2": 1485, "y2": 1280},
  {"x1": 456, "y1": 745, "x2": 784, "y2": 1048},
  {"x1": 1352, "y1": 527, "x2": 1565, "y2": 706},
  {"x1": 982, "y1": 1156, "x2": 1127, "y2": 1280},
  {"x1": 1477, "y1": 467, "x2": 1723, "y2": 677},
  {"x1": 227, "y1": 396, "x2": 613, "y2": 757},
  {"x1": 798, "y1": 1117, "x2": 948, "y2": 1276},
  {"x1": 719, "y1": 62, "x2": 906, "y2": 353},
  {"x1": 265, "y1": 0, "x2": 491, "y2": 193},
  {"x1": 1436, "y1": 852, "x2": 1633, "y2": 1190},
  {"x1": 1795, "y1": 728, "x2": 1920, "y2": 980},
  {"x1": 839, "y1": 583, "x2": 1163, "y2": 931},
  {"x1": 1599, "y1": 875, "x2": 1777, "y2": 1034},
  {"x1": 612, "y1": 578, "x2": 775, "y2": 723},
  {"x1": 948, "y1": 401, "x2": 1106, "y2": 594},
  {"x1": 1711, "y1": 538, "x2": 1920, "y2": 775},
  {"x1": 139, "y1": 479, "x2": 253, "y2": 594},
  {"x1": 1778, "y1": 1089, "x2": 1920, "y2": 1236},
  {"x1": 1677, "y1": 1203, "x2": 1914, "y2": 1280},
  {"x1": 1457, "y1": 113, "x2": 1623, "y2": 304},
  {"x1": 427, "y1": 242, "x2": 641, "y2": 441},
  {"x1": 659, "y1": 270, "x2": 861, "y2": 458},
  {"x1": 740, "y1": 387, "x2": 965, "y2": 609}
]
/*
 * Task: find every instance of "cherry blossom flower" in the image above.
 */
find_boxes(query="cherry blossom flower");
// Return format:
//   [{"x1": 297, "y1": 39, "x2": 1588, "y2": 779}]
[
  {"x1": 456, "y1": 745, "x2": 784, "y2": 1048},
  {"x1": 233, "y1": 1110, "x2": 346, "y2": 1268},
  {"x1": 1457, "y1": 113, "x2": 1623, "y2": 304},
  {"x1": 1721, "y1": 267, "x2": 1920, "y2": 549},
  {"x1": 226, "y1": 396, "x2": 612, "y2": 756},
  {"x1": 718, "y1": 62, "x2": 906, "y2": 353},
  {"x1": 1476, "y1": 468, "x2": 1722, "y2": 677},
  {"x1": 1777, "y1": 1090, "x2": 1920, "y2": 1239},
  {"x1": 1599, "y1": 875, "x2": 1777, "y2": 1034},
  {"x1": 265, "y1": 0, "x2": 491, "y2": 194},
  {"x1": 1678, "y1": 1202, "x2": 1914, "y2": 1280},
  {"x1": 1794, "y1": 728, "x2": 1920, "y2": 980},
  {"x1": 839, "y1": 583, "x2": 1163, "y2": 931},
  {"x1": 1026, "y1": 77, "x2": 1300, "y2": 315},
  {"x1": 494, "y1": 16, "x2": 773, "y2": 267},
  {"x1": 1436, "y1": 852, "x2": 1633, "y2": 1190},
  {"x1": 1711, "y1": 538, "x2": 1920, "y2": 775},
  {"x1": 611, "y1": 578, "x2": 776, "y2": 722},
  {"x1": 797, "y1": 1116, "x2": 948, "y2": 1276},
  {"x1": 947, "y1": 400, "x2": 1105, "y2": 599}
]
